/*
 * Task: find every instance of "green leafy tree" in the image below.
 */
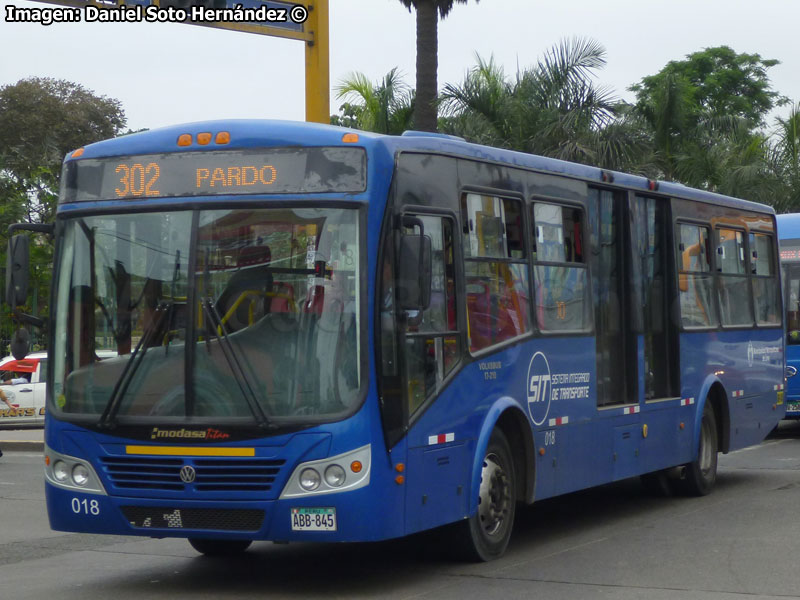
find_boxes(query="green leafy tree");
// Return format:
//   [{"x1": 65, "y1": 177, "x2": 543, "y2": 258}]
[
  {"x1": 333, "y1": 68, "x2": 414, "y2": 134},
  {"x1": 0, "y1": 77, "x2": 127, "y2": 351},
  {"x1": 631, "y1": 46, "x2": 787, "y2": 131},
  {"x1": 397, "y1": 0, "x2": 475, "y2": 132},
  {"x1": 628, "y1": 46, "x2": 789, "y2": 200}
]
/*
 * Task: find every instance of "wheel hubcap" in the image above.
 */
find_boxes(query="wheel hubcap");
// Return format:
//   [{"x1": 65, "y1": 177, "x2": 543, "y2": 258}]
[{"x1": 478, "y1": 453, "x2": 510, "y2": 537}]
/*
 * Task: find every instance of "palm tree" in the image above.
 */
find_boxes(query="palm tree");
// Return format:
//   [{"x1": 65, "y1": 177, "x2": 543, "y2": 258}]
[
  {"x1": 397, "y1": 0, "x2": 474, "y2": 132},
  {"x1": 767, "y1": 104, "x2": 800, "y2": 211},
  {"x1": 441, "y1": 38, "x2": 644, "y2": 170},
  {"x1": 333, "y1": 68, "x2": 414, "y2": 134}
]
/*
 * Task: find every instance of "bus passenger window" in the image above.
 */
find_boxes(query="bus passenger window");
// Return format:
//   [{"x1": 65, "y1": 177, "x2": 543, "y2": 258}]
[
  {"x1": 532, "y1": 202, "x2": 590, "y2": 332},
  {"x1": 750, "y1": 232, "x2": 779, "y2": 325},
  {"x1": 716, "y1": 228, "x2": 753, "y2": 326},
  {"x1": 676, "y1": 224, "x2": 717, "y2": 328},
  {"x1": 462, "y1": 194, "x2": 530, "y2": 352},
  {"x1": 400, "y1": 215, "x2": 460, "y2": 415}
]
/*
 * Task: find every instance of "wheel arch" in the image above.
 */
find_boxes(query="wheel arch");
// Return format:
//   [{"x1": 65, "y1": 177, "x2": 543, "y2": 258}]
[
  {"x1": 696, "y1": 377, "x2": 730, "y2": 454},
  {"x1": 469, "y1": 398, "x2": 535, "y2": 514}
]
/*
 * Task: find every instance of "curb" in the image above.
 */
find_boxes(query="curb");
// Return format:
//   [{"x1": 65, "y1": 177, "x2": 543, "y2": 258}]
[{"x1": 0, "y1": 441, "x2": 44, "y2": 453}]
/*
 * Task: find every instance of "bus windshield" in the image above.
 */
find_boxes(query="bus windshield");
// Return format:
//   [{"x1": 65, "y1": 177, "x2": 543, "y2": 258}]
[{"x1": 51, "y1": 207, "x2": 362, "y2": 425}]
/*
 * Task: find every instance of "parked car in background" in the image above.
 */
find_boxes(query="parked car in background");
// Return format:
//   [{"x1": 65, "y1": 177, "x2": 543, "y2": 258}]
[
  {"x1": 0, "y1": 350, "x2": 117, "y2": 428},
  {"x1": 0, "y1": 352, "x2": 48, "y2": 427}
]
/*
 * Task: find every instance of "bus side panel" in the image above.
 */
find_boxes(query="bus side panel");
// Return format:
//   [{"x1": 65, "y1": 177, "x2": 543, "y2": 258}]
[
  {"x1": 403, "y1": 336, "x2": 601, "y2": 533},
  {"x1": 785, "y1": 344, "x2": 800, "y2": 416},
  {"x1": 680, "y1": 329, "x2": 783, "y2": 453}
]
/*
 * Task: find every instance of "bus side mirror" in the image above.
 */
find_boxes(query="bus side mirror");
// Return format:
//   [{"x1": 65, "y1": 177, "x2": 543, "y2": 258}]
[
  {"x1": 5, "y1": 234, "x2": 30, "y2": 307},
  {"x1": 397, "y1": 233, "x2": 432, "y2": 312}
]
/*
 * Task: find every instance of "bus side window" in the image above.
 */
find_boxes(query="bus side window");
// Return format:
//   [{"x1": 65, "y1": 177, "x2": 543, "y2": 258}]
[
  {"x1": 462, "y1": 194, "x2": 530, "y2": 353},
  {"x1": 531, "y1": 202, "x2": 590, "y2": 332},
  {"x1": 750, "y1": 232, "x2": 779, "y2": 326},
  {"x1": 716, "y1": 228, "x2": 753, "y2": 326},
  {"x1": 401, "y1": 215, "x2": 460, "y2": 415},
  {"x1": 676, "y1": 223, "x2": 717, "y2": 328}
]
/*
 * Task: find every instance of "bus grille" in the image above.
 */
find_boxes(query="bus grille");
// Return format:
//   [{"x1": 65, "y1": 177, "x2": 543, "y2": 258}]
[
  {"x1": 121, "y1": 506, "x2": 264, "y2": 531},
  {"x1": 99, "y1": 456, "x2": 286, "y2": 493}
]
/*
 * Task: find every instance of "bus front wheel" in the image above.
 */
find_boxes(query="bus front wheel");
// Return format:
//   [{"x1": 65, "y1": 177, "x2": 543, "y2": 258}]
[
  {"x1": 188, "y1": 538, "x2": 253, "y2": 556},
  {"x1": 677, "y1": 400, "x2": 718, "y2": 496},
  {"x1": 454, "y1": 429, "x2": 516, "y2": 561}
]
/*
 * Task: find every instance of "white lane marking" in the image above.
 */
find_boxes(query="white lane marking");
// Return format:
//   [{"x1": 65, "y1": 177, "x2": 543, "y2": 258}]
[{"x1": 728, "y1": 439, "x2": 791, "y2": 454}]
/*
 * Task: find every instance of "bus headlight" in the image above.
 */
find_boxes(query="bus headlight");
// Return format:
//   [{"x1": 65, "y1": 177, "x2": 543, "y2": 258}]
[
  {"x1": 72, "y1": 464, "x2": 90, "y2": 486},
  {"x1": 299, "y1": 468, "x2": 321, "y2": 491},
  {"x1": 53, "y1": 460, "x2": 69, "y2": 482},
  {"x1": 324, "y1": 464, "x2": 346, "y2": 487},
  {"x1": 44, "y1": 445, "x2": 106, "y2": 495},
  {"x1": 280, "y1": 445, "x2": 371, "y2": 499}
]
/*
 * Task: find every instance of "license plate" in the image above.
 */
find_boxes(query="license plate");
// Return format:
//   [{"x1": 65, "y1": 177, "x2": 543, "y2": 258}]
[
  {"x1": 291, "y1": 507, "x2": 336, "y2": 531},
  {"x1": 787, "y1": 402, "x2": 800, "y2": 413}
]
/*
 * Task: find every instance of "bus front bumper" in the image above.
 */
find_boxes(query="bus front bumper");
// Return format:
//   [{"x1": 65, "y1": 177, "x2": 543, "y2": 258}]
[{"x1": 45, "y1": 481, "x2": 401, "y2": 543}]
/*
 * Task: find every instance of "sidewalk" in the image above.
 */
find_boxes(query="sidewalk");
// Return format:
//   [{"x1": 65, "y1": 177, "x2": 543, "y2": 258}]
[{"x1": 0, "y1": 428, "x2": 44, "y2": 452}]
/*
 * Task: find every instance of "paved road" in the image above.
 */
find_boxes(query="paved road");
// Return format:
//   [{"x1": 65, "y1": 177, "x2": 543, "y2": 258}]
[{"x1": 2, "y1": 423, "x2": 800, "y2": 599}]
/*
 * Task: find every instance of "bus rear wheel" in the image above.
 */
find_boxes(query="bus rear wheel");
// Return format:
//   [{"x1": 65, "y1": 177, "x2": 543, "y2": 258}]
[
  {"x1": 188, "y1": 538, "x2": 253, "y2": 556},
  {"x1": 677, "y1": 400, "x2": 718, "y2": 496},
  {"x1": 453, "y1": 429, "x2": 516, "y2": 561}
]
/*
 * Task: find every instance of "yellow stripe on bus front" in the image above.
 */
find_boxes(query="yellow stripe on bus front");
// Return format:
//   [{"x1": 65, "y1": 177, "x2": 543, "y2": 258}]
[{"x1": 125, "y1": 446, "x2": 255, "y2": 457}]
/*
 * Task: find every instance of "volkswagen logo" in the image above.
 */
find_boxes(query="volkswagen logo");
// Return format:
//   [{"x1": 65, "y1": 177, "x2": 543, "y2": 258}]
[{"x1": 179, "y1": 465, "x2": 196, "y2": 483}]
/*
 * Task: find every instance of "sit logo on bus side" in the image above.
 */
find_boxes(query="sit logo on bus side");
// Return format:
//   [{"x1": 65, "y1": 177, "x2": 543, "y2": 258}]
[{"x1": 527, "y1": 351, "x2": 552, "y2": 426}]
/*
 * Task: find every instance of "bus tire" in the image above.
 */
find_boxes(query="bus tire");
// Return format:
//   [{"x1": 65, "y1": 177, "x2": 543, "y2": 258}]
[
  {"x1": 188, "y1": 538, "x2": 252, "y2": 556},
  {"x1": 677, "y1": 400, "x2": 718, "y2": 496},
  {"x1": 453, "y1": 429, "x2": 516, "y2": 561}
]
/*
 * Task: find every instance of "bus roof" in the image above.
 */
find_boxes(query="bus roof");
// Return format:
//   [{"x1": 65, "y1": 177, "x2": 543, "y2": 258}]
[{"x1": 67, "y1": 119, "x2": 775, "y2": 215}]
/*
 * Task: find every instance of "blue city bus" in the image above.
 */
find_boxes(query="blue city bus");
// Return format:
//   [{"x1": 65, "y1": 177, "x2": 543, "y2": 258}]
[
  {"x1": 4, "y1": 120, "x2": 786, "y2": 561},
  {"x1": 777, "y1": 213, "x2": 800, "y2": 417}
]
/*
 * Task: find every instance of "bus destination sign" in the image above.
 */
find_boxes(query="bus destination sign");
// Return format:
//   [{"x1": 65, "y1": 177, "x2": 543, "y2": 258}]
[{"x1": 61, "y1": 147, "x2": 367, "y2": 202}]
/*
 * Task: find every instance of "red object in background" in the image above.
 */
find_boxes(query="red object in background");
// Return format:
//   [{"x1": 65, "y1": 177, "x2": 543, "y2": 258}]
[{"x1": 0, "y1": 359, "x2": 39, "y2": 373}]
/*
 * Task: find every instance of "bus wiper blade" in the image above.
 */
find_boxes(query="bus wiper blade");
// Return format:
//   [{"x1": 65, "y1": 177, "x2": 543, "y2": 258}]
[
  {"x1": 201, "y1": 298, "x2": 274, "y2": 430},
  {"x1": 98, "y1": 301, "x2": 172, "y2": 429}
]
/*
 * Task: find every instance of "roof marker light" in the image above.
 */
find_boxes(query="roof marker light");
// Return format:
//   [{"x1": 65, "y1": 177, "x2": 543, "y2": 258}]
[
  {"x1": 178, "y1": 134, "x2": 192, "y2": 147},
  {"x1": 647, "y1": 179, "x2": 659, "y2": 191},
  {"x1": 71, "y1": 148, "x2": 85, "y2": 158},
  {"x1": 342, "y1": 133, "x2": 359, "y2": 143},
  {"x1": 197, "y1": 132, "x2": 212, "y2": 145},
  {"x1": 215, "y1": 131, "x2": 231, "y2": 144}
]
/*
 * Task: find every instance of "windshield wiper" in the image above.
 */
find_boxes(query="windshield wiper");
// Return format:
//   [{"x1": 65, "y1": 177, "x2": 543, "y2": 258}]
[
  {"x1": 200, "y1": 298, "x2": 274, "y2": 430},
  {"x1": 98, "y1": 301, "x2": 173, "y2": 429}
]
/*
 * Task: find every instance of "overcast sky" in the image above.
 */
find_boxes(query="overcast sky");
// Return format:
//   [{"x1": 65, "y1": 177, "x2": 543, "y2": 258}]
[{"x1": 1, "y1": 0, "x2": 799, "y2": 133}]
